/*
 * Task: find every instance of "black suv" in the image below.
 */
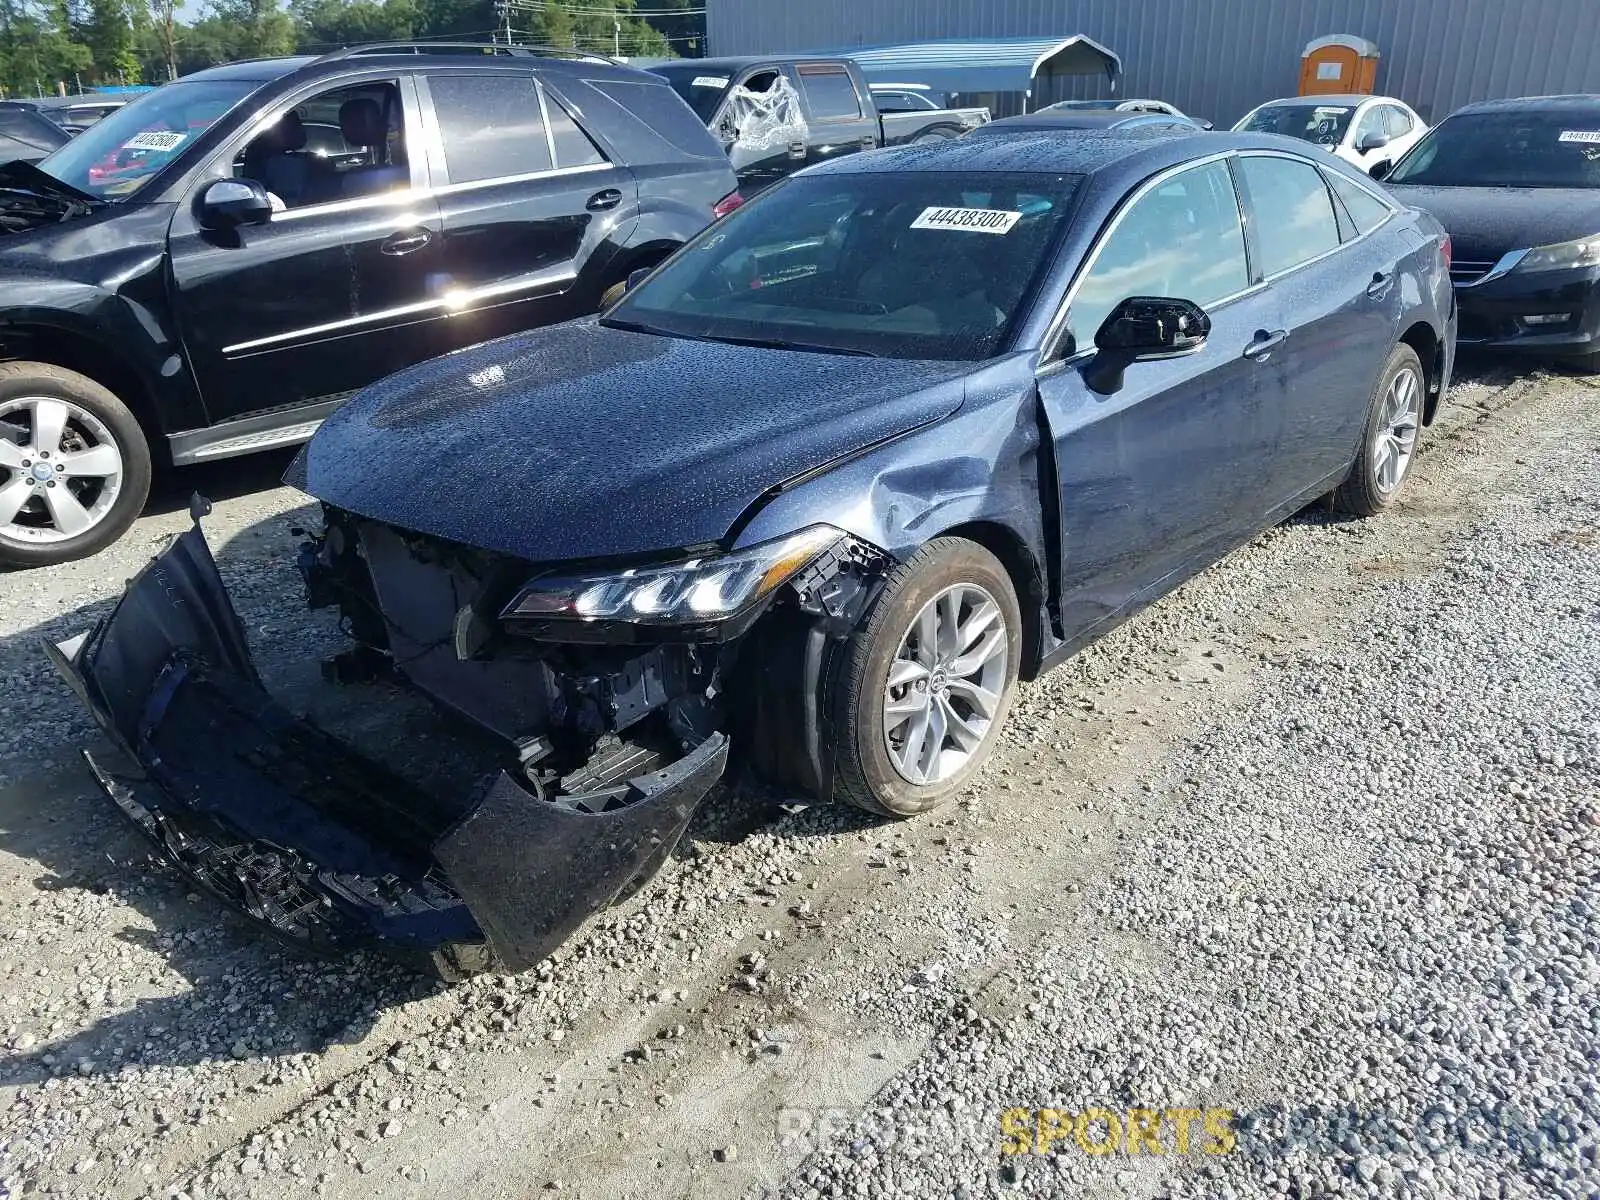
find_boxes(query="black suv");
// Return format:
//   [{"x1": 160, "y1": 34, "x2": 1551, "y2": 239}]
[{"x1": 0, "y1": 44, "x2": 738, "y2": 566}]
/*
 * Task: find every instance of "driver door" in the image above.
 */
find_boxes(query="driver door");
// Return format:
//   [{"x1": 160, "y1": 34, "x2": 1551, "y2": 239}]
[
  {"x1": 1034, "y1": 158, "x2": 1288, "y2": 639},
  {"x1": 166, "y1": 72, "x2": 446, "y2": 424}
]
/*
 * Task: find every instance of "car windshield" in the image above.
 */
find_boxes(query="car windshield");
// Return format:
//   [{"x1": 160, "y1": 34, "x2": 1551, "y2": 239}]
[
  {"x1": 1234, "y1": 102, "x2": 1356, "y2": 146},
  {"x1": 36, "y1": 79, "x2": 257, "y2": 200},
  {"x1": 646, "y1": 64, "x2": 729, "y2": 124},
  {"x1": 1386, "y1": 110, "x2": 1600, "y2": 188},
  {"x1": 606, "y1": 171, "x2": 1080, "y2": 361}
]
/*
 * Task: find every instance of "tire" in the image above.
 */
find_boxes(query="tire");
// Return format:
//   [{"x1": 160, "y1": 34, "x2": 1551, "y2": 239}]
[
  {"x1": 1333, "y1": 343, "x2": 1425, "y2": 518},
  {"x1": 0, "y1": 362, "x2": 152, "y2": 568},
  {"x1": 830, "y1": 538, "x2": 1021, "y2": 818},
  {"x1": 1565, "y1": 350, "x2": 1600, "y2": 375},
  {"x1": 911, "y1": 129, "x2": 957, "y2": 145}
]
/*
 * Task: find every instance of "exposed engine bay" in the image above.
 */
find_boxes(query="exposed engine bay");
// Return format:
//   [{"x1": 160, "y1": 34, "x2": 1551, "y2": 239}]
[{"x1": 47, "y1": 499, "x2": 890, "y2": 978}]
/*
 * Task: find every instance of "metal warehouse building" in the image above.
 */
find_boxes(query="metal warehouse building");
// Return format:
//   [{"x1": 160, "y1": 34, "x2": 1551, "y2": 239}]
[{"x1": 705, "y1": 0, "x2": 1600, "y2": 125}]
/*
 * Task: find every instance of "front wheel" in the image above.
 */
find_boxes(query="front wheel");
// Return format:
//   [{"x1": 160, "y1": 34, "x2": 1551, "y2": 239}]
[
  {"x1": 0, "y1": 362, "x2": 152, "y2": 568},
  {"x1": 830, "y1": 538, "x2": 1021, "y2": 818},
  {"x1": 1334, "y1": 343, "x2": 1425, "y2": 517}
]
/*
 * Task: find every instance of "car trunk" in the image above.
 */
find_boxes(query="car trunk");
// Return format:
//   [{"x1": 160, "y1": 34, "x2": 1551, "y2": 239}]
[{"x1": 47, "y1": 514, "x2": 728, "y2": 978}]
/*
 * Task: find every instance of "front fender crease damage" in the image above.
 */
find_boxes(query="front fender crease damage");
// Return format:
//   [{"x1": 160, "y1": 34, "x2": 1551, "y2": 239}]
[{"x1": 45, "y1": 506, "x2": 888, "y2": 979}]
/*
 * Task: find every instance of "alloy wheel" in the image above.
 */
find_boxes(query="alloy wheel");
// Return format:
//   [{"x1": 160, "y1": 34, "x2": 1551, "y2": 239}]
[
  {"x1": 1372, "y1": 366, "x2": 1421, "y2": 495},
  {"x1": 0, "y1": 396, "x2": 125, "y2": 546},
  {"x1": 882, "y1": 583, "x2": 1010, "y2": 785}
]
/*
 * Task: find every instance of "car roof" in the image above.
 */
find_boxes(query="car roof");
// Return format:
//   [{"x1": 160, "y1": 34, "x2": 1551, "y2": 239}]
[
  {"x1": 1454, "y1": 93, "x2": 1600, "y2": 115},
  {"x1": 178, "y1": 49, "x2": 658, "y2": 89},
  {"x1": 806, "y1": 129, "x2": 1294, "y2": 178},
  {"x1": 649, "y1": 56, "x2": 794, "y2": 74},
  {"x1": 29, "y1": 94, "x2": 128, "y2": 107},
  {"x1": 180, "y1": 56, "x2": 321, "y2": 83},
  {"x1": 1255, "y1": 94, "x2": 1376, "y2": 106},
  {"x1": 981, "y1": 111, "x2": 1181, "y2": 132}
]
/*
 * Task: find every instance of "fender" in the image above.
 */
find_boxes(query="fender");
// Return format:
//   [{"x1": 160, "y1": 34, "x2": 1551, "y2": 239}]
[{"x1": 729, "y1": 352, "x2": 1061, "y2": 676}]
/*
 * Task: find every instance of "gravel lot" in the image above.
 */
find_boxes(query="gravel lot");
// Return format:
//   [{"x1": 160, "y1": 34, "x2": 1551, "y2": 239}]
[{"x1": 0, "y1": 361, "x2": 1596, "y2": 1200}]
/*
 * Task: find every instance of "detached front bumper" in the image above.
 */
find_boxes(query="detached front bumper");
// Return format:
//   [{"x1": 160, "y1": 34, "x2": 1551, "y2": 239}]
[
  {"x1": 46, "y1": 519, "x2": 727, "y2": 978},
  {"x1": 1454, "y1": 262, "x2": 1600, "y2": 358}
]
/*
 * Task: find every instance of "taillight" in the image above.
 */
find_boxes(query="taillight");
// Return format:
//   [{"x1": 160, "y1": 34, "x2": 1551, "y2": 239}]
[
  {"x1": 713, "y1": 191, "x2": 745, "y2": 219},
  {"x1": 1441, "y1": 233, "x2": 1452, "y2": 270}
]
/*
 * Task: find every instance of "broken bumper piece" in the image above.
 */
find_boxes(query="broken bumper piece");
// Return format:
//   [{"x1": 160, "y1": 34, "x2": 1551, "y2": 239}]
[{"x1": 45, "y1": 520, "x2": 728, "y2": 978}]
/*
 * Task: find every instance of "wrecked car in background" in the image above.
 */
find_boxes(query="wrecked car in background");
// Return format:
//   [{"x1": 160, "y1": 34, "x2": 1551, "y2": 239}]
[
  {"x1": 647, "y1": 56, "x2": 990, "y2": 194},
  {"x1": 50, "y1": 130, "x2": 1454, "y2": 977}
]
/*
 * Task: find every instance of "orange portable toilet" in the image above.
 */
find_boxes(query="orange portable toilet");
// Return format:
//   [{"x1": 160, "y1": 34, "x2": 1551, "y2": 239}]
[{"x1": 1299, "y1": 35, "x2": 1381, "y2": 96}]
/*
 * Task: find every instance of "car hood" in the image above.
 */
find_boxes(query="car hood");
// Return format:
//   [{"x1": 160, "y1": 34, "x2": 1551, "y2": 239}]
[
  {"x1": 1387, "y1": 184, "x2": 1600, "y2": 261},
  {"x1": 298, "y1": 319, "x2": 973, "y2": 563},
  {"x1": 0, "y1": 159, "x2": 102, "y2": 235}
]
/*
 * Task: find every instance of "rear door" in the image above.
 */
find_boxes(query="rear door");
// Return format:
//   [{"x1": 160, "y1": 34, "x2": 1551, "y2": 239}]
[
  {"x1": 167, "y1": 71, "x2": 447, "y2": 424},
  {"x1": 418, "y1": 67, "x2": 637, "y2": 347},
  {"x1": 1233, "y1": 152, "x2": 1399, "y2": 493},
  {"x1": 791, "y1": 62, "x2": 878, "y2": 169},
  {"x1": 1036, "y1": 156, "x2": 1289, "y2": 637}
]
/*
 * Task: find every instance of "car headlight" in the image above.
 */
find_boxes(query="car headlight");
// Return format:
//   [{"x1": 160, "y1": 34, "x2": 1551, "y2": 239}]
[
  {"x1": 1511, "y1": 234, "x2": 1600, "y2": 274},
  {"x1": 501, "y1": 526, "x2": 844, "y2": 626}
]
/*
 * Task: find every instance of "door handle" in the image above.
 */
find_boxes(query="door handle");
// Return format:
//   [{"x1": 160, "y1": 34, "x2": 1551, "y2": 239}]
[
  {"x1": 1367, "y1": 270, "x2": 1395, "y2": 299},
  {"x1": 859, "y1": 135, "x2": 876, "y2": 148},
  {"x1": 1243, "y1": 329, "x2": 1289, "y2": 360},
  {"x1": 585, "y1": 188, "x2": 623, "y2": 212},
  {"x1": 380, "y1": 228, "x2": 431, "y2": 256},
  {"x1": 788, "y1": 141, "x2": 806, "y2": 159}
]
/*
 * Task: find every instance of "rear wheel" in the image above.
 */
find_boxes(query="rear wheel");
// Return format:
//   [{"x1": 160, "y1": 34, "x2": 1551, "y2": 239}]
[
  {"x1": 1334, "y1": 344, "x2": 1424, "y2": 517},
  {"x1": 0, "y1": 362, "x2": 152, "y2": 568},
  {"x1": 830, "y1": 538, "x2": 1020, "y2": 818},
  {"x1": 1565, "y1": 350, "x2": 1600, "y2": 375}
]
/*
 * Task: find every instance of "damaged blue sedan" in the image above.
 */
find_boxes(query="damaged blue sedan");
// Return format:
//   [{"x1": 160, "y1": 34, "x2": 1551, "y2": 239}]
[{"x1": 49, "y1": 131, "x2": 1455, "y2": 977}]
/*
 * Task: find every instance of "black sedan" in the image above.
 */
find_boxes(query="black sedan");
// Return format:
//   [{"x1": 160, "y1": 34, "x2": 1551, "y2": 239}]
[
  {"x1": 1382, "y1": 95, "x2": 1600, "y2": 371},
  {"x1": 51, "y1": 131, "x2": 1455, "y2": 976}
]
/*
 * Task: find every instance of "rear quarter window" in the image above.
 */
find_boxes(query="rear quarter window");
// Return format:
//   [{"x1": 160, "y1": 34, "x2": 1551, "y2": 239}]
[
  {"x1": 581, "y1": 78, "x2": 725, "y2": 161},
  {"x1": 1325, "y1": 170, "x2": 1393, "y2": 235}
]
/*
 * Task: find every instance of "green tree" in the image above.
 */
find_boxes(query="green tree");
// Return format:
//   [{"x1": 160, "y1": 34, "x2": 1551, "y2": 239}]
[
  {"x1": 85, "y1": 0, "x2": 144, "y2": 84},
  {"x1": 292, "y1": 0, "x2": 417, "y2": 50}
]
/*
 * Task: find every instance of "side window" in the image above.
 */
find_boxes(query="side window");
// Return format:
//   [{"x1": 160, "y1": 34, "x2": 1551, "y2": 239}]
[
  {"x1": 1352, "y1": 105, "x2": 1386, "y2": 146},
  {"x1": 544, "y1": 90, "x2": 607, "y2": 168},
  {"x1": 1236, "y1": 156, "x2": 1341, "y2": 277},
  {"x1": 238, "y1": 78, "x2": 411, "y2": 211},
  {"x1": 1384, "y1": 106, "x2": 1414, "y2": 138},
  {"x1": 1326, "y1": 170, "x2": 1393, "y2": 235},
  {"x1": 1067, "y1": 159, "x2": 1249, "y2": 352},
  {"x1": 430, "y1": 73, "x2": 551, "y2": 183},
  {"x1": 796, "y1": 65, "x2": 862, "y2": 121}
]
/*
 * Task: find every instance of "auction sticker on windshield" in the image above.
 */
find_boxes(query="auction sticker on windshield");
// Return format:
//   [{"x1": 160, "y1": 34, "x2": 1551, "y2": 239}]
[
  {"x1": 123, "y1": 131, "x2": 186, "y2": 152},
  {"x1": 1557, "y1": 131, "x2": 1600, "y2": 144},
  {"x1": 692, "y1": 76, "x2": 729, "y2": 89},
  {"x1": 910, "y1": 207, "x2": 1023, "y2": 234}
]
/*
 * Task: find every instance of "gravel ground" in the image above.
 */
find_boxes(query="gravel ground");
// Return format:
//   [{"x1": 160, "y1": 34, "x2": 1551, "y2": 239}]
[{"x1": 0, "y1": 362, "x2": 1596, "y2": 1200}]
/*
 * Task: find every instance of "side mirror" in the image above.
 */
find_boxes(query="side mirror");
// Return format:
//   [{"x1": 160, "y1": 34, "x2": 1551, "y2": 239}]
[
  {"x1": 1357, "y1": 131, "x2": 1392, "y2": 153},
  {"x1": 1369, "y1": 159, "x2": 1393, "y2": 181},
  {"x1": 1197, "y1": 118, "x2": 1214, "y2": 130},
  {"x1": 198, "y1": 178, "x2": 273, "y2": 230},
  {"x1": 1083, "y1": 296, "x2": 1210, "y2": 395},
  {"x1": 625, "y1": 267, "x2": 650, "y2": 293}
]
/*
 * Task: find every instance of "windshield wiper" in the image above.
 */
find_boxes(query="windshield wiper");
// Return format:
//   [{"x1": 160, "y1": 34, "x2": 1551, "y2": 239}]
[
  {"x1": 696, "y1": 332, "x2": 879, "y2": 357},
  {"x1": 598, "y1": 315, "x2": 669, "y2": 336}
]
